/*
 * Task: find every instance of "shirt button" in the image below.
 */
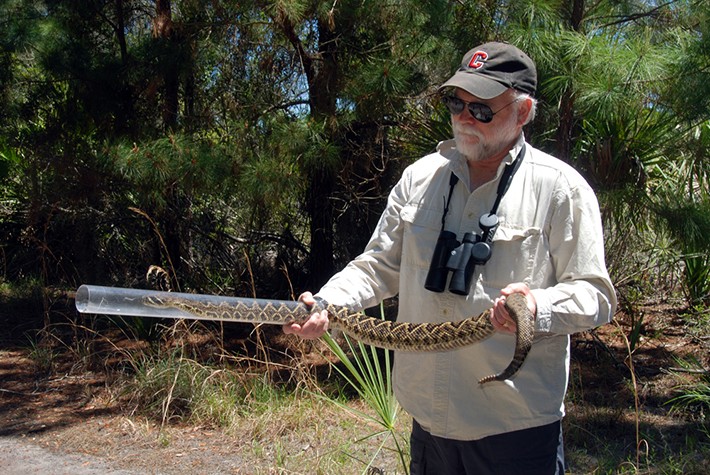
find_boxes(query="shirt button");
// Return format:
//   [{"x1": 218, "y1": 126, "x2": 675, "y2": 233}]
[{"x1": 442, "y1": 308, "x2": 450, "y2": 317}]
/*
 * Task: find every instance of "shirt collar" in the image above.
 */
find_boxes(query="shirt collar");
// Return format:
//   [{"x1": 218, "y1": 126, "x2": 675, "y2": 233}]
[{"x1": 437, "y1": 133, "x2": 527, "y2": 187}]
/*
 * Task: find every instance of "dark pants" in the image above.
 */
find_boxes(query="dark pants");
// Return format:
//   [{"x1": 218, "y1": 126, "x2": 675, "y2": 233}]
[{"x1": 409, "y1": 419, "x2": 566, "y2": 475}]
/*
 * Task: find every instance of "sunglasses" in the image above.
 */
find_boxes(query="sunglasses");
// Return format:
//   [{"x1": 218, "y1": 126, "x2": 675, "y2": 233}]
[{"x1": 441, "y1": 95, "x2": 520, "y2": 123}]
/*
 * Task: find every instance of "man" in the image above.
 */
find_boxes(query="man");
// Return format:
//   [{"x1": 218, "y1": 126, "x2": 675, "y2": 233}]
[{"x1": 285, "y1": 42, "x2": 616, "y2": 474}]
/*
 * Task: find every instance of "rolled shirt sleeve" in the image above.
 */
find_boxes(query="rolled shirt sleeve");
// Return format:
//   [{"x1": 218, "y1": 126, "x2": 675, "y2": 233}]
[{"x1": 530, "y1": 166, "x2": 616, "y2": 334}]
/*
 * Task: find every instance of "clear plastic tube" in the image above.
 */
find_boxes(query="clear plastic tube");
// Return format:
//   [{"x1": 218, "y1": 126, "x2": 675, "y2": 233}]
[{"x1": 74, "y1": 285, "x2": 299, "y2": 323}]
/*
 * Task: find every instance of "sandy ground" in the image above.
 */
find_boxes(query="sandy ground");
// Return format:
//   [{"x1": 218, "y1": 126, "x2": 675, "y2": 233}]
[{"x1": 0, "y1": 437, "x2": 136, "y2": 475}]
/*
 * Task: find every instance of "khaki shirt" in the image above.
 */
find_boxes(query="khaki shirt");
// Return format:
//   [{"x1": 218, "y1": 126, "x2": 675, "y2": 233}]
[{"x1": 317, "y1": 136, "x2": 617, "y2": 441}]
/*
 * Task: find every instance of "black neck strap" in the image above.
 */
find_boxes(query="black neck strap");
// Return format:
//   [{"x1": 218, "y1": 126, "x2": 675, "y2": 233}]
[
  {"x1": 491, "y1": 144, "x2": 526, "y2": 214},
  {"x1": 440, "y1": 172, "x2": 459, "y2": 229}
]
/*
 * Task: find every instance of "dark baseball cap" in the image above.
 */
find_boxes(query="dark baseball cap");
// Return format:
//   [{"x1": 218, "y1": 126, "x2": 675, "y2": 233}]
[{"x1": 439, "y1": 42, "x2": 537, "y2": 99}]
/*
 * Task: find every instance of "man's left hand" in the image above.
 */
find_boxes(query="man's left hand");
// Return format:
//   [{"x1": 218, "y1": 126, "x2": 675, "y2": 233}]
[{"x1": 491, "y1": 283, "x2": 536, "y2": 334}]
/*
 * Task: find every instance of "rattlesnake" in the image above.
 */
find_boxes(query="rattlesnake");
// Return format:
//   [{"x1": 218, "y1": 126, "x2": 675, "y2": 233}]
[{"x1": 143, "y1": 293, "x2": 534, "y2": 384}]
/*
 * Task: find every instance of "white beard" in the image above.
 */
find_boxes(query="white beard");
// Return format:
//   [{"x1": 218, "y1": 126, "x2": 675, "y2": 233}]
[
  {"x1": 452, "y1": 113, "x2": 520, "y2": 162},
  {"x1": 453, "y1": 125, "x2": 486, "y2": 161}
]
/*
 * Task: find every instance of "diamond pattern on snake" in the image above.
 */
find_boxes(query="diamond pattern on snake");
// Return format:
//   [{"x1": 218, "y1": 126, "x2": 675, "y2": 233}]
[{"x1": 142, "y1": 292, "x2": 533, "y2": 384}]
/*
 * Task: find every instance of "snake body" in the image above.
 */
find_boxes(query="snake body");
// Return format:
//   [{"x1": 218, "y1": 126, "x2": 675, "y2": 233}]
[{"x1": 142, "y1": 293, "x2": 534, "y2": 384}]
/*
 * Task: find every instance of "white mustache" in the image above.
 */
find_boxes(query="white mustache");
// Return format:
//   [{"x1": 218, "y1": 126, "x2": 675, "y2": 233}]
[{"x1": 453, "y1": 125, "x2": 483, "y2": 140}]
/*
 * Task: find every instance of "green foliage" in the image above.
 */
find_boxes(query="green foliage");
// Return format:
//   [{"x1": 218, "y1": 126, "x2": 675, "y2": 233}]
[
  {"x1": 396, "y1": 99, "x2": 452, "y2": 161},
  {"x1": 668, "y1": 1, "x2": 710, "y2": 123},
  {"x1": 26, "y1": 336, "x2": 57, "y2": 375},
  {"x1": 654, "y1": 198, "x2": 710, "y2": 305},
  {"x1": 684, "y1": 254, "x2": 710, "y2": 306},
  {"x1": 0, "y1": 140, "x2": 19, "y2": 182},
  {"x1": 647, "y1": 118, "x2": 710, "y2": 304},
  {"x1": 0, "y1": 0, "x2": 706, "y2": 329},
  {"x1": 667, "y1": 357, "x2": 710, "y2": 419},
  {"x1": 125, "y1": 348, "x2": 249, "y2": 426},
  {"x1": 321, "y1": 304, "x2": 409, "y2": 474},
  {"x1": 108, "y1": 133, "x2": 236, "y2": 211}
]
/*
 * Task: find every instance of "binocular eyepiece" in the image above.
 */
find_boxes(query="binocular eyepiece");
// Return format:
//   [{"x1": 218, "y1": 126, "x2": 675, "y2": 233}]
[{"x1": 424, "y1": 214, "x2": 498, "y2": 295}]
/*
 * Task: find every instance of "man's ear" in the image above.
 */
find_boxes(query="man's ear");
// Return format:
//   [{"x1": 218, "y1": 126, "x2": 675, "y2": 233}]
[{"x1": 516, "y1": 98, "x2": 533, "y2": 127}]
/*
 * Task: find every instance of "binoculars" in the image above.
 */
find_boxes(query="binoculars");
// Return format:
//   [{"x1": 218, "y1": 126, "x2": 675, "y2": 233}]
[{"x1": 424, "y1": 214, "x2": 499, "y2": 295}]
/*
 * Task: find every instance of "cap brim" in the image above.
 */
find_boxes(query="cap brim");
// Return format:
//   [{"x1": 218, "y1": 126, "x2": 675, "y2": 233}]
[{"x1": 438, "y1": 72, "x2": 509, "y2": 100}]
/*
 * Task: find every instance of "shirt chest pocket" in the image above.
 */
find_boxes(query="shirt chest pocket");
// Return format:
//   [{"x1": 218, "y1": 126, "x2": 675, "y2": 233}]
[
  {"x1": 399, "y1": 206, "x2": 547, "y2": 286},
  {"x1": 400, "y1": 205, "x2": 443, "y2": 269},
  {"x1": 482, "y1": 224, "x2": 546, "y2": 289}
]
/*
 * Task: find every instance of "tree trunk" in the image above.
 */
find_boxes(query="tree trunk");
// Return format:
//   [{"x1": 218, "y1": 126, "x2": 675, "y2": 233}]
[
  {"x1": 556, "y1": 0, "x2": 586, "y2": 162},
  {"x1": 152, "y1": 1, "x2": 184, "y2": 280},
  {"x1": 306, "y1": 20, "x2": 339, "y2": 287},
  {"x1": 153, "y1": 0, "x2": 179, "y2": 130},
  {"x1": 276, "y1": 11, "x2": 340, "y2": 287},
  {"x1": 556, "y1": 88, "x2": 574, "y2": 162}
]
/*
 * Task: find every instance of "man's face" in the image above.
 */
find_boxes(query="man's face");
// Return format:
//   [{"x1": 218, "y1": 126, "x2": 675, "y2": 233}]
[{"x1": 451, "y1": 88, "x2": 524, "y2": 162}]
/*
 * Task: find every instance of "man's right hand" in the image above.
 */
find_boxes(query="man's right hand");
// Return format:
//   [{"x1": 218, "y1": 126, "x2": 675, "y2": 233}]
[{"x1": 282, "y1": 291, "x2": 330, "y2": 339}]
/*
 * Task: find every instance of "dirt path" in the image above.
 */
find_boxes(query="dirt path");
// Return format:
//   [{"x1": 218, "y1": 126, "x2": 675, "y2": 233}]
[
  {"x1": 0, "y1": 426, "x2": 249, "y2": 475},
  {"x1": 0, "y1": 437, "x2": 135, "y2": 475},
  {"x1": 0, "y1": 413, "x2": 249, "y2": 475},
  {"x1": 0, "y1": 347, "x2": 247, "y2": 475}
]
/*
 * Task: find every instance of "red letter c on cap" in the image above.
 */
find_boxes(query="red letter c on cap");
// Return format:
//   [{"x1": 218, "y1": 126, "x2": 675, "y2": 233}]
[{"x1": 468, "y1": 51, "x2": 488, "y2": 69}]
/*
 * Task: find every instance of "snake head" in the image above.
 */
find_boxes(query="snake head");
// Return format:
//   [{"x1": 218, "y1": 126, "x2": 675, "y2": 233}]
[{"x1": 142, "y1": 295, "x2": 164, "y2": 308}]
